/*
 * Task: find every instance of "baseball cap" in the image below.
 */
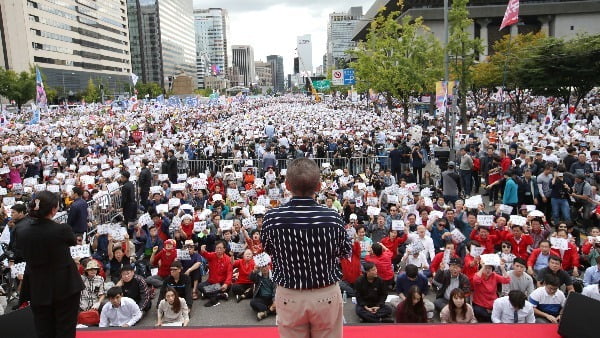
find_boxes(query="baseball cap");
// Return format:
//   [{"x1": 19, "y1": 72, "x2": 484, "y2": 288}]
[
  {"x1": 349, "y1": 213, "x2": 358, "y2": 220},
  {"x1": 449, "y1": 257, "x2": 463, "y2": 267},
  {"x1": 447, "y1": 161, "x2": 456, "y2": 167}
]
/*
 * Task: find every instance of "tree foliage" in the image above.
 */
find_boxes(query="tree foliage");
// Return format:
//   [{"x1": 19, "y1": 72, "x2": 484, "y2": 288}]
[
  {"x1": 83, "y1": 78, "x2": 99, "y2": 103},
  {"x1": 448, "y1": 0, "x2": 482, "y2": 132},
  {"x1": 350, "y1": 3, "x2": 443, "y2": 118},
  {"x1": 0, "y1": 67, "x2": 36, "y2": 110},
  {"x1": 135, "y1": 82, "x2": 163, "y2": 98}
]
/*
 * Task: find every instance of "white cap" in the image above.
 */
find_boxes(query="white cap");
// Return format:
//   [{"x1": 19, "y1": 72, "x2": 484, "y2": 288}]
[
  {"x1": 212, "y1": 193, "x2": 223, "y2": 202},
  {"x1": 349, "y1": 213, "x2": 358, "y2": 220}
]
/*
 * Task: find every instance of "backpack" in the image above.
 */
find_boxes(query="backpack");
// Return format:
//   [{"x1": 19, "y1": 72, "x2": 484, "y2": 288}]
[
  {"x1": 472, "y1": 157, "x2": 481, "y2": 172},
  {"x1": 133, "y1": 260, "x2": 152, "y2": 278}
]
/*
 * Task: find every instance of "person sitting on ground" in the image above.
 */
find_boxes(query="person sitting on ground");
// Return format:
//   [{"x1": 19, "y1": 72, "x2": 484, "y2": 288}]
[
  {"x1": 199, "y1": 240, "x2": 233, "y2": 307},
  {"x1": 582, "y1": 280, "x2": 600, "y2": 302},
  {"x1": 156, "y1": 286, "x2": 190, "y2": 327},
  {"x1": 527, "y1": 240, "x2": 553, "y2": 278},
  {"x1": 250, "y1": 261, "x2": 277, "y2": 321},
  {"x1": 158, "y1": 261, "x2": 193, "y2": 310},
  {"x1": 99, "y1": 287, "x2": 142, "y2": 327},
  {"x1": 535, "y1": 255, "x2": 575, "y2": 293},
  {"x1": 396, "y1": 285, "x2": 428, "y2": 323},
  {"x1": 79, "y1": 260, "x2": 106, "y2": 313},
  {"x1": 232, "y1": 249, "x2": 256, "y2": 303},
  {"x1": 395, "y1": 264, "x2": 434, "y2": 317},
  {"x1": 491, "y1": 290, "x2": 535, "y2": 323},
  {"x1": 107, "y1": 235, "x2": 133, "y2": 284},
  {"x1": 583, "y1": 256, "x2": 600, "y2": 287},
  {"x1": 471, "y1": 261, "x2": 511, "y2": 322},
  {"x1": 179, "y1": 240, "x2": 204, "y2": 300},
  {"x1": 430, "y1": 241, "x2": 460, "y2": 276},
  {"x1": 365, "y1": 243, "x2": 394, "y2": 289},
  {"x1": 147, "y1": 239, "x2": 178, "y2": 288},
  {"x1": 354, "y1": 262, "x2": 393, "y2": 323},
  {"x1": 528, "y1": 274, "x2": 566, "y2": 324},
  {"x1": 502, "y1": 257, "x2": 535, "y2": 296},
  {"x1": 115, "y1": 265, "x2": 151, "y2": 312},
  {"x1": 433, "y1": 257, "x2": 471, "y2": 313},
  {"x1": 440, "y1": 288, "x2": 477, "y2": 323}
]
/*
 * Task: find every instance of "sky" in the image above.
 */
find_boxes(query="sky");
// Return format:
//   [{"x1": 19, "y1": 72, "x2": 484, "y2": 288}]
[{"x1": 193, "y1": 0, "x2": 374, "y2": 76}]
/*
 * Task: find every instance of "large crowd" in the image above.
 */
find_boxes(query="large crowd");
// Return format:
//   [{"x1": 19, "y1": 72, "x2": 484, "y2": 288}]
[{"x1": 0, "y1": 91, "x2": 599, "y2": 327}]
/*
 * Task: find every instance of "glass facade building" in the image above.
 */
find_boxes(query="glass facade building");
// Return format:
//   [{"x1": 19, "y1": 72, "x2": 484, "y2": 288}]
[
  {"x1": 326, "y1": 7, "x2": 363, "y2": 72},
  {"x1": 193, "y1": 8, "x2": 229, "y2": 89}
]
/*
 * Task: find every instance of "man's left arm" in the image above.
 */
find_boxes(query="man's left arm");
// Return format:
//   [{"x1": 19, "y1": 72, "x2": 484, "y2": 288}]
[{"x1": 127, "y1": 300, "x2": 142, "y2": 327}]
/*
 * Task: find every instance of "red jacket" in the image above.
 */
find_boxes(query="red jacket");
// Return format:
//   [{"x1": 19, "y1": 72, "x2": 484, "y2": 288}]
[
  {"x1": 202, "y1": 251, "x2": 233, "y2": 285},
  {"x1": 472, "y1": 272, "x2": 511, "y2": 309},
  {"x1": 582, "y1": 241, "x2": 594, "y2": 255},
  {"x1": 340, "y1": 241, "x2": 361, "y2": 284},
  {"x1": 470, "y1": 229, "x2": 499, "y2": 254},
  {"x1": 505, "y1": 233, "x2": 534, "y2": 260},
  {"x1": 527, "y1": 248, "x2": 551, "y2": 268},
  {"x1": 152, "y1": 249, "x2": 177, "y2": 278},
  {"x1": 430, "y1": 251, "x2": 459, "y2": 274},
  {"x1": 380, "y1": 234, "x2": 408, "y2": 259},
  {"x1": 463, "y1": 254, "x2": 479, "y2": 283},
  {"x1": 365, "y1": 250, "x2": 394, "y2": 281},
  {"x1": 233, "y1": 258, "x2": 255, "y2": 285},
  {"x1": 556, "y1": 244, "x2": 580, "y2": 271}
]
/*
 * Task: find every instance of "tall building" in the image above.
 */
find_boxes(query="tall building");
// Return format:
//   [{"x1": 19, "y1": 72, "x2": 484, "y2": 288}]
[
  {"x1": 231, "y1": 45, "x2": 255, "y2": 86},
  {"x1": 326, "y1": 7, "x2": 363, "y2": 72},
  {"x1": 0, "y1": 0, "x2": 132, "y2": 94},
  {"x1": 254, "y1": 61, "x2": 272, "y2": 89},
  {"x1": 193, "y1": 8, "x2": 230, "y2": 89},
  {"x1": 353, "y1": 0, "x2": 600, "y2": 61},
  {"x1": 127, "y1": 0, "x2": 196, "y2": 91},
  {"x1": 296, "y1": 34, "x2": 312, "y2": 75},
  {"x1": 266, "y1": 55, "x2": 284, "y2": 93}
]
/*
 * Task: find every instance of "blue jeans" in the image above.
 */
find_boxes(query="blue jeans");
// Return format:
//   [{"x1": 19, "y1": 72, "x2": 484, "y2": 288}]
[
  {"x1": 460, "y1": 169, "x2": 472, "y2": 196},
  {"x1": 551, "y1": 198, "x2": 571, "y2": 224}
]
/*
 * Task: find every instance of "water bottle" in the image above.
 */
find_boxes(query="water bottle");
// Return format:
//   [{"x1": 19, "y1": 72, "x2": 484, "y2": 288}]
[{"x1": 342, "y1": 290, "x2": 347, "y2": 303}]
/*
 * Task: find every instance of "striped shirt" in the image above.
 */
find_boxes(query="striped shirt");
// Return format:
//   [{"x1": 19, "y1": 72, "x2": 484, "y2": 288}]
[{"x1": 261, "y1": 197, "x2": 352, "y2": 289}]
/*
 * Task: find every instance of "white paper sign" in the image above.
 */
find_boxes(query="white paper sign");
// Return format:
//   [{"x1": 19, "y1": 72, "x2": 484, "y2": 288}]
[
  {"x1": 2, "y1": 197, "x2": 15, "y2": 207},
  {"x1": 525, "y1": 205, "x2": 536, "y2": 212},
  {"x1": 550, "y1": 237, "x2": 569, "y2": 251},
  {"x1": 451, "y1": 229, "x2": 466, "y2": 243},
  {"x1": 107, "y1": 182, "x2": 120, "y2": 193},
  {"x1": 430, "y1": 210, "x2": 444, "y2": 220},
  {"x1": 367, "y1": 206, "x2": 381, "y2": 216},
  {"x1": 10, "y1": 262, "x2": 26, "y2": 278},
  {"x1": 158, "y1": 174, "x2": 169, "y2": 182},
  {"x1": 230, "y1": 242, "x2": 246, "y2": 253},
  {"x1": 0, "y1": 187, "x2": 7, "y2": 195},
  {"x1": 69, "y1": 245, "x2": 91, "y2": 258},
  {"x1": 367, "y1": 197, "x2": 379, "y2": 206},
  {"x1": 176, "y1": 249, "x2": 191, "y2": 260},
  {"x1": 168, "y1": 198, "x2": 181, "y2": 209},
  {"x1": 528, "y1": 210, "x2": 544, "y2": 217},
  {"x1": 391, "y1": 220, "x2": 405, "y2": 231},
  {"x1": 193, "y1": 221, "x2": 207, "y2": 232},
  {"x1": 470, "y1": 245, "x2": 486, "y2": 258},
  {"x1": 171, "y1": 184, "x2": 185, "y2": 192},
  {"x1": 499, "y1": 204, "x2": 513, "y2": 214},
  {"x1": 109, "y1": 226, "x2": 127, "y2": 241},
  {"x1": 408, "y1": 240, "x2": 425, "y2": 253},
  {"x1": 465, "y1": 195, "x2": 483, "y2": 209},
  {"x1": 242, "y1": 217, "x2": 258, "y2": 230},
  {"x1": 10, "y1": 155, "x2": 24, "y2": 165},
  {"x1": 97, "y1": 224, "x2": 110, "y2": 235},
  {"x1": 177, "y1": 173, "x2": 188, "y2": 182},
  {"x1": 477, "y1": 215, "x2": 495, "y2": 227},
  {"x1": 156, "y1": 204, "x2": 169, "y2": 214},
  {"x1": 227, "y1": 188, "x2": 241, "y2": 201},
  {"x1": 220, "y1": 220, "x2": 233, "y2": 231},
  {"x1": 253, "y1": 252, "x2": 271, "y2": 267},
  {"x1": 150, "y1": 186, "x2": 163, "y2": 195},
  {"x1": 509, "y1": 215, "x2": 527, "y2": 226},
  {"x1": 0, "y1": 226, "x2": 11, "y2": 244},
  {"x1": 138, "y1": 213, "x2": 153, "y2": 227},
  {"x1": 481, "y1": 254, "x2": 502, "y2": 266},
  {"x1": 387, "y1": 194, "x2": 399, "y2": 204}
]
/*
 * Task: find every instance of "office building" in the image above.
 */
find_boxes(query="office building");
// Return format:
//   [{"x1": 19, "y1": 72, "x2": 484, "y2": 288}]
[
  {"x1": 266, "y1": 55, "x2": 284, "y2": 92},
  {"x1": 353, "y1": 0, "x2": 600, "y2": 60},
  {"x1": 0, "y1": 0, "x2": 132, "y2": 94},
  {"x1": 296, "y1": 34, "x2": 312, "y2": 75},
  {"x1": 128, "y1": 0, "x2": 196, "y2": 91},
  {"x1": 193, "y1": 8, "x2": 230, "y2": 89},
  {"x1": 231, "y1": 45, "x2": 255, "y2": 86},
  {"x1": 326, "y1": 6, "x2": 363, "y2": 71},
  {"x1": 255, "y1": 60, "x2": 272, "y2": 92}
]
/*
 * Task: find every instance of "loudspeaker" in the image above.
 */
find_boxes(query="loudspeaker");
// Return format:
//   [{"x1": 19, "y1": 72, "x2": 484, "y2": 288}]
[
  {"x1": 558, "y1": 292, "x2": 600, "y2": 338},
  {"x1": 0, "y1": 306, "x2": 37, "y2": 337}
]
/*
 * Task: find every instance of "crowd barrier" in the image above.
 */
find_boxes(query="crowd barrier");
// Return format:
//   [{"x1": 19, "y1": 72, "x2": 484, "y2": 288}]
[{"x1": 180, "y1": 156, "x2": 391, "y2": 177}]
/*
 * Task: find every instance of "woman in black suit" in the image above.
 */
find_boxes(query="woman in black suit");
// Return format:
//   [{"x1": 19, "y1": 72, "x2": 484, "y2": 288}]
[{"x1": 16, "y1": 191, "x2": 84, "y2": 338}]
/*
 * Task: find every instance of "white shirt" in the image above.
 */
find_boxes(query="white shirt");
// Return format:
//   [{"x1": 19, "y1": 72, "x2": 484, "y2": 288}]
[
  {"x1": 542, "y1": 153, "x2": 559, "y2": 164},
  {"x1": 408, "y1": 233, "x2": 436, "y2": 261},
  {"x1": 491, "y1": 296, "x2": 535, "y2": 323},
  {"x1": 582, "y1": 284, "x2": 600, "y2": 302},
  {"x1": 99, "y1": 297, "x2": 142, "y2": 327}
]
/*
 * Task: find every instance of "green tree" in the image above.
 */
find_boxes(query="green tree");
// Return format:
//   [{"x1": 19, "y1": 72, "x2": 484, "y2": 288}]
[
  {"x1": 350, "y1": 4, "x2": 442, "y2": 118},
  {"x1": 0, "y1": 67, "x2": 36, "y2": 110},
  {"x1": 194, "y1": 88, "x2": 212, "y2": 97},
  {"x1": 448, "y1": 0, "x2": 482, "y2": 132},
  {"x1": 136, "y1": 82, "x2": 163, "y2": 98},
  {"x1": 45, "y1": 87, "x2": 58, "y2": 104},
  {"x1": 83, "y1": 78, "x2": 99, "y2": 103}
]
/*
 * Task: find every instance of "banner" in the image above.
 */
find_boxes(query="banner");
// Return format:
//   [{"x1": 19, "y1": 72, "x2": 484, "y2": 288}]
[
  {"x1": 500, "y1": 0, "x2": 520, "y2": 31},
  {"x1": 131, "y1": 73, "x2": 139, "y2": 86},
  {"x1": 435, "y1": 81, "x2": 457, "y2": 112}
]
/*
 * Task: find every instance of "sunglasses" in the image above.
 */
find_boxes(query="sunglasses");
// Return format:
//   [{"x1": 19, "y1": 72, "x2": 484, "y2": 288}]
[{"x1": 502, "y1": 245, "x2": 511, "y2": 248}]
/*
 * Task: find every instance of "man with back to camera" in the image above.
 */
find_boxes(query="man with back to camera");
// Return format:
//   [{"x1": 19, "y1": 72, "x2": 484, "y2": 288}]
[{"x1": 261, "y1": 158, "x2": 352, "y2": 337}]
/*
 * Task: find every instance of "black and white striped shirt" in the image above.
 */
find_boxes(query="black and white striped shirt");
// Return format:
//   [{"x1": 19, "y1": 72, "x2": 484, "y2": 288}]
[{"x1": 261, "y1": 197, "x2": 352, "y2": 289}]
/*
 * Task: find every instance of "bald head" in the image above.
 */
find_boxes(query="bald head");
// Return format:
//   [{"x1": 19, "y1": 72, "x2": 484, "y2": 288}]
[{"x1": 285, "y1": 158, "x2": 321, "y2": 197}]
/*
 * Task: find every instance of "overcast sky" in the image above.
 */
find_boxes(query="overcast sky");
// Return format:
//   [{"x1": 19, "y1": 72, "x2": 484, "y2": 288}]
[{"x1": 193, "y1": 0, "x2": 374, "y2": 75}]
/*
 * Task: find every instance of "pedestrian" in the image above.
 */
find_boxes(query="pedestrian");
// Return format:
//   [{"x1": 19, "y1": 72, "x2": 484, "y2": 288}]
[{"x1": 261, "y1": 158, "x2": 352, "y2": 337}]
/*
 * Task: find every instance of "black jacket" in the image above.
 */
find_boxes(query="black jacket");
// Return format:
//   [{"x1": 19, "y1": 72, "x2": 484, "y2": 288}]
[
  {"x1": 121, "y1": 180, "x2": 137, "y2": 221},
  {"x1": 15, "y1": 218, "x2": 84, "y2": 306},
  {"x1": 433, "y1": 270, "x2": 471, "y2": 300},
  {"x1": 354, "y1": 274, "x2": 387, "y2": 308},
  {"x1": 159, "y1": 273, "x2": 193, "y2": 308}
]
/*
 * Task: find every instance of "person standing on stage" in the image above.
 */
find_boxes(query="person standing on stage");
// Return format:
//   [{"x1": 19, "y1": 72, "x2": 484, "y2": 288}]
[
  {"x1": 17, "y1": 191, "x2": 84, "y2": 338},
  {"x1": 261, "y1": 158, "x2": 352, "y2": 337}
]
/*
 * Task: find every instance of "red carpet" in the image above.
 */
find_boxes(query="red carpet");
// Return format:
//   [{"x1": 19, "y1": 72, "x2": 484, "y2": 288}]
[{"x1": 78, "y1": 324, "x2": 560, "y2": 338}]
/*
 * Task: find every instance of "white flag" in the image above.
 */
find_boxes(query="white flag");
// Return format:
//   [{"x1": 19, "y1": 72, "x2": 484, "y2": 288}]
[{"x1": 131, "y1": 73, "x2": 139, "y2": 86}]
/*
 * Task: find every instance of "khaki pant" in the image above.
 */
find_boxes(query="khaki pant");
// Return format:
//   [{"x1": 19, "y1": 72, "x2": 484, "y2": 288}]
[{"x1": 275, "y1": 283, "x2": 343, "y2": 338}]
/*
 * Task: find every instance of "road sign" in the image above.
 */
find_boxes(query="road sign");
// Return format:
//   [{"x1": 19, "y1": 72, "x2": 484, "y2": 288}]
[
  {"x1": 332, "y1": 69, "x2": 343, "y2": 85},
  {"x1": 332, "y1": 69, "x2": 355, "y2": 86}
]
